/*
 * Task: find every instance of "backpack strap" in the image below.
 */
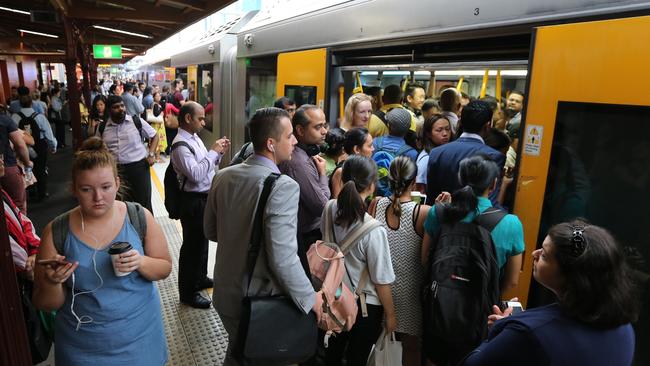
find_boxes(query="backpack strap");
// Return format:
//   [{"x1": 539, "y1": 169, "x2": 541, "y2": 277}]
[
  {"x1": 338, "y1": 215, "x2": 381, "y2": 318},
  {"x1": 322, "y1": 199, "x2": 336, "y2": 243},
  {"x1": 98, "y1": 120, "x2": 106, "y2": 136},
  {"x1": 475, "y1": 207, "x2": 507, "y2": 232},
  {"x1": 397, "y1": 143, "x2": 415, "y2": 157},
  {"x1": 170, "y1": 141, "x2": 196, "y2": 191},
  {"x1": 374, "y1": 136, "x2": 384, "y2": 151},
  {"x1": 17, "y1": 112, "x2": 26, "y2": 121},
  {"x1": 374, "y1": 110, "x2": 387, "y2": 126},
  {"x1": 125, "y1": 201, "x2": 147, "y2": 245},
  {"x1": 132, "y1": 115, "x2": 143, "y2": 134},
  {"x1": 51, "y1": 211, "x2": 72, "y2": 255}
]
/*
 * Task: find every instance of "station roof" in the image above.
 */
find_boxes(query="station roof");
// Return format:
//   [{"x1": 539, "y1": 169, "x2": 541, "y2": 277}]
[{"x1": 0, "y1": 0, "x2": 235, "y2": 62}]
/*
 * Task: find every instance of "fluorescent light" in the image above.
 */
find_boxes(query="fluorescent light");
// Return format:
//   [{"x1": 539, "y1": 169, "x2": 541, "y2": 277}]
[
  {"x1": 121, "y1": 47, "x2": 134, "y2": 51},
  {"x1": 93, "y1": 25, "x2": 152, "y2": 39},
  {"x1": 434, "y1": 70, "x2": 528, "y2": 76},
  {"x1": 0, "y1": 6, "x2": 30, "y2": 15},
  {"x1": 17, "y1": 29, "x2": 59, "y2": 38}
]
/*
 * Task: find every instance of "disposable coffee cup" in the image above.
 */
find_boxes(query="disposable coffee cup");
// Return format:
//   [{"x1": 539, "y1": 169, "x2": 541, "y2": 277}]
[{"x1": 108, "y1": 242, "x2": 133, "y2": 277}]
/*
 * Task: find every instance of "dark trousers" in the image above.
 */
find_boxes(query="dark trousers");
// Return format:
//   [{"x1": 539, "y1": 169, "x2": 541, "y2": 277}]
[
  {"x1": 178, "y1": 192, "x2": 209, "y2": 299},
  {"x1": 33, "y1": 142, "x2": 48, "y2": 199},
  {"x1": 53, "y1": 119, "x2": 66, "y2": 147},
  {"x1": 117, "y1": 159, "x2": 152, "y2": 212},
  {"x1": 325, "y1": 302, "x2": 384, "y2": 366},
  {"x1": 297, "y1": 228, "x2": 321, "y2": 279}
]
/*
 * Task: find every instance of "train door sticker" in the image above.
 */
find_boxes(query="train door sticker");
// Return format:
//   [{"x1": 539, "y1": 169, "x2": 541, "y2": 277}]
[{"x1": 524, "y1": 124, "x2": 543, "y2": 156}]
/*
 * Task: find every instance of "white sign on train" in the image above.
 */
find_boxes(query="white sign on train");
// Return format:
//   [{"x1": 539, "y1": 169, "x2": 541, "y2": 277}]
[{"x1": 524, "y1": 124, "x2": 543, "y2": 156}]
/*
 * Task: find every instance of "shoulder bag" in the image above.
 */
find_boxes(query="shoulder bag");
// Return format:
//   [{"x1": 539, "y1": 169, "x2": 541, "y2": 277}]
[{"x1": 236, "y1": 173, "x2": 318, "y2": 365}]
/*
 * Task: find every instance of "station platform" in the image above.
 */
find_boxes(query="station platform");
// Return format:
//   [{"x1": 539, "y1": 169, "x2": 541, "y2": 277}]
[{"x1": 32, "y1": 147, "x2": 230, "y2": 365}]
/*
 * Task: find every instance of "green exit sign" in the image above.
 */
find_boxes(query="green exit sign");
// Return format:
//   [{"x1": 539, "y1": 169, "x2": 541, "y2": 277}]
[{"x1": 93, "y1": 45, "x2": 122, "y2": 59}]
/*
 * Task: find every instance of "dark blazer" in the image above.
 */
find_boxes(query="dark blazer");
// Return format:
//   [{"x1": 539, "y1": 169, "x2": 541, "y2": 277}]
[{"x1": 426, "y1": 136, "x2": 505, "y2": 205}]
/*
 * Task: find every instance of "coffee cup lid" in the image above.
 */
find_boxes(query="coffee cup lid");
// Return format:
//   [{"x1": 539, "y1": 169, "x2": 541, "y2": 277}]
[{"x1": 108, "y1": 242, "x2": 133, "y2": 254}]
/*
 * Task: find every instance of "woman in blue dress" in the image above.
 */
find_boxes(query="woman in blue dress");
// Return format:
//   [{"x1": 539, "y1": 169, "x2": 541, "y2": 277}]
[{"x1": 33, "y1": 137, "x2": 171, "y2": 365}]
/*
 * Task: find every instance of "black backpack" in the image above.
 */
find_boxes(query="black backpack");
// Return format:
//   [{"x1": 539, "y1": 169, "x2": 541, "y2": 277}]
[
  {"x1": 164, "y1": 141, "x2": 195, "y2": 219},
  {"x1": 423, "y1": 204, "x2": 505, "y2": 364},
  {"x1": 17, "y1": 112, "x2": 44, "y2": 145}
]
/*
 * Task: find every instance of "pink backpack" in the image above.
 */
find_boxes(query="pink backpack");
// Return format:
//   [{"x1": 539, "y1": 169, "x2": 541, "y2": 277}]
[{"x1": 308, "y1": 200, "x2": 381, "y2": 346}]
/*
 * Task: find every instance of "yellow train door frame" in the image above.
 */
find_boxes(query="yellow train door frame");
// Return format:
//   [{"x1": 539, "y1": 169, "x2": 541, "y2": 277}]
[
  {"x1": 276, "y1": 48, "x2": 329, "y2": 110},
  {"x1": 510, "y1": 15, "x2": 650, "y2": 306}
]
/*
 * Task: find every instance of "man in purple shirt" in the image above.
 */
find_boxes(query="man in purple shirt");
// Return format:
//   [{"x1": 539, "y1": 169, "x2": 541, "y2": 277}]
[
  {"x1": 279, "y1": 104, "x2": 329, "y2": 276},
  {"x1": 99, "y1": 95, "x2": 159, "y2": 212},
  {"x1": 171, "y1": 101, "x2": 230, "y2": 309}
]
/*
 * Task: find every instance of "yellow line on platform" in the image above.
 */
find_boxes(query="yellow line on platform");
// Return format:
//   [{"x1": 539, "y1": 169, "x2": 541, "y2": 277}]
[{"x1": 150, "y1": 166, "x2": 165, "y2": 200}]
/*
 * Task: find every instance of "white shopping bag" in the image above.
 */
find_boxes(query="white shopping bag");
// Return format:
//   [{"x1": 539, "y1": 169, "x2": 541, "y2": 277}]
[{"x1": 366, "y1": 330, "x2": 402, "y2": 366}]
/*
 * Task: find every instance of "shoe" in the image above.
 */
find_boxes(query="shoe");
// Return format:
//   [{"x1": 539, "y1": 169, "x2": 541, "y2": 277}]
[
  {"x1": 180, "y1": 292, "x2": 211, "y2": 309},
  {"x1": 198, "y1": 277, "x2": 214, "y2": 289}
]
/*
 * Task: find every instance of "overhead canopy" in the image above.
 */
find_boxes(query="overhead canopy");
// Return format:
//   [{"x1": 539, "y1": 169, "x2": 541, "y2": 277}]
[{"x1": 0, "y1": 0, "x2": 235, "y2": 62}]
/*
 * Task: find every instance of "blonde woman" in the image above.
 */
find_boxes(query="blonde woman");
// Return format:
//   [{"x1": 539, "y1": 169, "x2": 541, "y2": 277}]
[{"x1": 340, "y1": 93, "x2": 373, "y2": 131}]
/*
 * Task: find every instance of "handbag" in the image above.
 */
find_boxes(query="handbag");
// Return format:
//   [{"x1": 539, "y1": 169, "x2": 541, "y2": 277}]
[
  {"x1": 146, "y1": 108, "x2": 164, "y2": 124},
  {"x1": 236, "y1": 173, "x2": 318, "y2": 365},
  {"x1": 19, "y1": 278, "x2": 52, "y2": 363},
  {"x1": 164, "y1": 112, "x2": 179, "y2": 129},
  {"x1": 367, "y1": 330, "x2": 402, "y2": 366}
]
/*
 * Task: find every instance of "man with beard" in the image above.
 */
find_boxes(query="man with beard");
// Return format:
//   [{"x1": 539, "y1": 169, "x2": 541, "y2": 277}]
[
  {"x1": 504, "y1": 90, "x2": 525, "y2": 147},
  {"x1": 279, "y1": 104, "x2": 329, "y2": 276},
  {"x1": 97, "y1": 95, "x2": 159, "y2": 212}
]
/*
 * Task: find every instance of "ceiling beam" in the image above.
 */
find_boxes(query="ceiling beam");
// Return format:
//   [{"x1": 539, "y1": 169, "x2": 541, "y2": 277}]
[
  {"x1": 157, "y1": 0, "x2": 205, "y2": 12},
  {"x1": 49, "y1": 0, "x2": 68, "y2": 15},
  {"x1": 0, "y1": 35, "x2": 154, "y2": 46},
  {"x1": 67, "y1": 7, "x2": 183, "y2": 24},
  {"x1": 137, "y1": 22, "x2": 173, "y2": 31}
]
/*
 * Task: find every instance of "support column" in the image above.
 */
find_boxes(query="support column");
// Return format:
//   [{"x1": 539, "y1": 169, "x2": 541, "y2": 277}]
[
  {"x1": 79, "y1": 44, "x2": 91, "y2": 108},
  {"x1": 0, "y1": 204, "x2": 32, "y2": 366},
  {"x1": 63, "y1": 17, "x2": 83, "y2": 150}
]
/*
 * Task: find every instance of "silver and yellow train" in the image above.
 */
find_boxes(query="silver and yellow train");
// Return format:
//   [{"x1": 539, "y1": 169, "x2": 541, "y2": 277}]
[{"x1": 136, "y1": 1, "x2": 650, "y2": 362}]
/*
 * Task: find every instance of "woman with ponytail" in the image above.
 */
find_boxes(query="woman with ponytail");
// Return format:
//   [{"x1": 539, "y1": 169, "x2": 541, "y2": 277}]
[
  {"x1": 329, "y1": 127, "x2": 374, "y2": 198},
  {"x1": 422, "y1": 155, "x2": 525, "y2": 293},
  {"x1": 368, "y1": 156, "x2": 431, "y2": 366},
  {"x1": 322, "y1": 154, "x2": 397, "y2": 365}
]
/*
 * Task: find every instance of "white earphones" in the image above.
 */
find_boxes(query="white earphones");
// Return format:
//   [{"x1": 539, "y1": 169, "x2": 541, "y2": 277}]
[{"x1": 269, "y1": 144, "x2": 275, "y2": 152}]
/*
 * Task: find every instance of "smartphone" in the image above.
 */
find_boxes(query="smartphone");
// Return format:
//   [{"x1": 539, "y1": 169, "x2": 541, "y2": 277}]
[
  {"x1": 37, "y1": 258, "x2": 70, "y2": 266},
  {"x1": 505, "y1": 301, "x2": 524, "y2": 314}
]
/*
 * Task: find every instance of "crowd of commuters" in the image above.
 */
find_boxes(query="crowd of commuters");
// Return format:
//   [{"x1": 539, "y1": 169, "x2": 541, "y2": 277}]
[{"x1": 1, "y1": 76, "x2": 640, "y2": 366}]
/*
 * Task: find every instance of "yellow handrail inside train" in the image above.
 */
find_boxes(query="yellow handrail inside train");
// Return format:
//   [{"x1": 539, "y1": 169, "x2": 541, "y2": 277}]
[
  {"x1": 456, "y1": 76, "x2": 464, "y2": 91},
  {"x1": 480, "y1": 69, "x2": 489, "y2": 98},
  {"x1": 339, "y1": 85, "x2": 345, "y2": 120},
  {"x1": 352, "y1": 72, "x2": 363, "y2": 94},
  {"x1": 496, "y1": 70, "x2": 502, "y2": 102}
]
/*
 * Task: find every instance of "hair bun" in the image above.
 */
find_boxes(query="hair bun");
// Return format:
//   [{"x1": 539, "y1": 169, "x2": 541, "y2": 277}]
[{"x1": 79, "y1": 136, "x2": 109, "y2": 153}]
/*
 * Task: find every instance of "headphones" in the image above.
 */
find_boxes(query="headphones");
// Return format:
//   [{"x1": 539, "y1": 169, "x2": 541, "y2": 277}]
[{"x1": 269, "y1": 144, "x2": 275, "y2": 152}]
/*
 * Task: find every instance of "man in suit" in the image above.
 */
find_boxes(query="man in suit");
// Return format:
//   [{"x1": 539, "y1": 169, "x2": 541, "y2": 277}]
[
  {"x1": 204, "y1": 107, "x2": 316, "y2": 365},
  {"x1": 426, "y1": 100, "x2": 505, "y2": 205}
]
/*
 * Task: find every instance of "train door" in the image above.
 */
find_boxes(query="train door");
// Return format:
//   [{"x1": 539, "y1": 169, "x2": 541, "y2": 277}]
[
  {"x1": 515, "y1": 15, "x2": 650, "y2": 364},
  {"x1": 276, "y1": 48, "x2": 329, "y2": 110}
]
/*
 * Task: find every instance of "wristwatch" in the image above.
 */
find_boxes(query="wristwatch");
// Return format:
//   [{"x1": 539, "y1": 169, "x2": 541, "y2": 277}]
[{"x1": 148, "y1": 152, "x2": 155, "y2": 158}]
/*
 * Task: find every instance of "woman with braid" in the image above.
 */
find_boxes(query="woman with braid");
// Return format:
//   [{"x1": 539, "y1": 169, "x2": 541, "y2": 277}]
[{"x1": 368, "y1": 156, "x2": 431, "y2": 366}]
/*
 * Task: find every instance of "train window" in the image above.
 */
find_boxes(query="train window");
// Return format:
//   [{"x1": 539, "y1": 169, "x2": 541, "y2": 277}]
[
  {"x1": 197, "y1": 64, "x2": 214, "y2": 131},
  {"x1": 284, "y1": 85, "x2": 316, "y2": 107},
  {"x1": 246, "y1": 56, "x2": 277, "y2": 121}
]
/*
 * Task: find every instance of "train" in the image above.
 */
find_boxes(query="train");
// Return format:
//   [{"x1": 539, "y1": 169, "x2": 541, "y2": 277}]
[{"x1": 134, "y1": 0, "x2": 650, "y2": 363}]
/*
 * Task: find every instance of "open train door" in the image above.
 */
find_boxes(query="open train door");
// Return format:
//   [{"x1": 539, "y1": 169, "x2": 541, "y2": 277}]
[
  {"x1": 513, "y1": 15, "x2": 650, "y2": 364},
  {"x1": 276, "y1": 48, "x2": 329, "y2": 111}
]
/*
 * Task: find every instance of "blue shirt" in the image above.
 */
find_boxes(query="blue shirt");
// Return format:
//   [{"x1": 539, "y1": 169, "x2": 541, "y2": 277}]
[
  {"x1": 373, "y1": 135, "x2": 418, "y2": 161},
  {"x1": 12, "y1": 108, "x2": 57, "y2": 150},
  {"x1": 462, "y1": 303, "x2": 635, "y2": 366},
  {"x1": 424, "y1": 196, "x2": 524, "y2": 269},
  {"x1": 10, "y1": 100, "x2": 44, "y2": 115}
]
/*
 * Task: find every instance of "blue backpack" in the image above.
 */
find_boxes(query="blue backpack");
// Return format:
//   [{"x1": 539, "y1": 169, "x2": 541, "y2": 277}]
[{"x1": 372, "y1": 136, "x2": 415, "y2": 196}]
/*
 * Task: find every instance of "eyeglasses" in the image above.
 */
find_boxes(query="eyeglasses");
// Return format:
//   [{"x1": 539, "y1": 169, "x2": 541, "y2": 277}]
[{"x1": 570, "y1": 225, "x2": 588, "y2": 257}]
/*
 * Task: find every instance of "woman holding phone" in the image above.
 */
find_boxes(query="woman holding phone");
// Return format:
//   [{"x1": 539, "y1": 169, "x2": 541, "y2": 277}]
[
  {"x1": 33, "y1": 137, "x2": 172, "y2": 365},
  {"x1": 462, "y1": 220, "x2": 638, "y2": 365}
]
